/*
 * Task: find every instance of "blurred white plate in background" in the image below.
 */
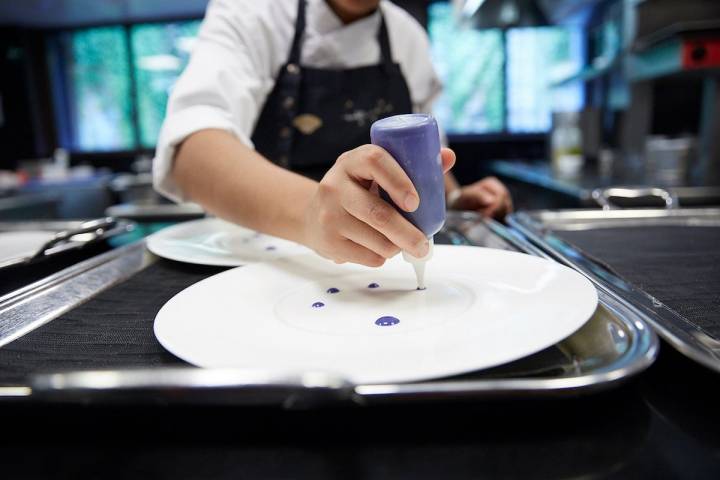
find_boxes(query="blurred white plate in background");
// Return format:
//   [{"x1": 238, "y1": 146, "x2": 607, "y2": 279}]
[
  {"x1": 0, "y1": 231, "x2": 57, "y2": 265},
  {"x1": 146, "y1": 217, "x2": 310, "y2": 266}
]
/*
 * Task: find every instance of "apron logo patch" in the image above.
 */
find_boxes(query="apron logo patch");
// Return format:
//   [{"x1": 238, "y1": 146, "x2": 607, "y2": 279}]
[
  {"x1": 342, "y1": 98, "x2": 394, "y2": 127},
  {"x1": 293, "y1": 114, "x2": 323, "y2": 135}
]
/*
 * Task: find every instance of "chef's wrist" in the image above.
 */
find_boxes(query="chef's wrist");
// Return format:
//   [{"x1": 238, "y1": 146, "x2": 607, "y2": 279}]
[{"x1": 446, "y1": 187, "x2": 462, "y2": 210}]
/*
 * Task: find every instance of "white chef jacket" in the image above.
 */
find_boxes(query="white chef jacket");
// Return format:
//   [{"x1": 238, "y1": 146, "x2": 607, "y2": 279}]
[{"x1": 153, "y1": 0, "x2": 443, "y2": 202}]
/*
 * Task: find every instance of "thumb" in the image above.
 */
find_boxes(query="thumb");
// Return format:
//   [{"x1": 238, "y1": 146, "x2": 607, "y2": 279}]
[{"x1": 440, "y1": 148, "x2": 456, "y2": 173}]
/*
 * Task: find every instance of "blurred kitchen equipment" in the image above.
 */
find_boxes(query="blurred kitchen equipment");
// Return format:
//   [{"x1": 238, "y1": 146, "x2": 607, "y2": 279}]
[
  {"x1": 645, "y1": 135, "x2": 697, "y2": 186},
  {"x1": 550, "y1": 111, "x2": 584, "y2": 178},
  {"x1": 0, "y1": 217, "x2": 133, "y2": 270},
  {"x1": 591, "y1": 187, "x2": 676, "y2": 210},
  {"x1": 105, "y1": 202, "x2": 205, "y2": 222},
  {"x1": 110, "y1": 172, "x2": 167, "y2": 205},
  {"x1": 598, "y1": 149, "x2": 615, "y2": 179},
  {"x1": 0, "y1": 192, "x2": 59, "y2": 220}
]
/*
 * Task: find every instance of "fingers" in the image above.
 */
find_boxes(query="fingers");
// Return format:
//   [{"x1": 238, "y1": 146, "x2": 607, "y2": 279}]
[
  {"x1": 340, "y1": 145, "x2": 419, "y2": 212},
  {"x1": 330, "y1": 239, "x2": 387, "y2": 268},
  {"x1": 481, "y1": 201, "x2": 502, "y2": 219},
  {"x1": 460, "y1": 186, "x2": 495, "y2": 211},
  {"x1": 449, "y1": 176, "x2": 513, "y2": 220},
  {"x1": 475, "y1": 188, "x2": 496, "y2": 207},
  {"x1": 441, "y1": 147, "x2": 456, "y2": 173},
  {"x1": 502, "y1": 189, "x2": 514, "y2": 215},
  {"x1": 338, "y1": 215, "x2": 401, "y2": 259},
  {"x1": 340, "y1": 181, "x2": 429, "y2": 258},
  {"x1": 480, "y1": 177, "x2": 512, "y2": 218},
  {"x1": 306, "y1": 143, "x2": 445, "y2": 267},
  {"x1": 479, "y1": 177, "x2": 507, "y2": 196}
]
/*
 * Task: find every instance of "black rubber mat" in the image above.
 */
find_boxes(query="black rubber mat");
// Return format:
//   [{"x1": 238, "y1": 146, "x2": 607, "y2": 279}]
[
  {"x1": 0, "y1": 260, "x2": 227, "y2": 384},
  {"x1": 556, "y1": 226, "x2": 720, "y2": 340}
]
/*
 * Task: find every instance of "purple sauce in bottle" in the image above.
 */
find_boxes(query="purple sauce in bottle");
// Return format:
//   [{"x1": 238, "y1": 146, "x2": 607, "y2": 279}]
[
  {"x1": 371, "y1": 114, "x2": 445, "y2": 289},
  {"x1": 370, "y1": 114, "x2": 445, "y2": 238}
]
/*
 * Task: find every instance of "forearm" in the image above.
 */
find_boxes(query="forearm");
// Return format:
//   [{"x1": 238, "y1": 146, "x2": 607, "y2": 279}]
[
  {"x1": 172, "y1": 129, "x2": 317, "y2": 243},
  {"x1": 444, "y1": 171, "x2": 460, "y2": 203}
]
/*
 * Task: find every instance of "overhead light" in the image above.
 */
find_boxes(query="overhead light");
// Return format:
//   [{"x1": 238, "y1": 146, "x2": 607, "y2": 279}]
[
  {"x1": 137, "y1": 54, "x2": 181, "y2": 72},
  {"x1": 176, "y1": 36, "x2": 197, "y2": 54},
  {"x1": 463, "y1": 0, "x2": 548, "y2": 28},
  {"x1": 461, "y1": 0, "x2": 487, "y2": 17}
]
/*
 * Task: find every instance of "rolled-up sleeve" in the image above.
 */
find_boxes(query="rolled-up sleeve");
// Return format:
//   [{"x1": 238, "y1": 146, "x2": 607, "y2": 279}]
[{"x1": 153, "y1": 0, "x2": 274, "y2": 202}]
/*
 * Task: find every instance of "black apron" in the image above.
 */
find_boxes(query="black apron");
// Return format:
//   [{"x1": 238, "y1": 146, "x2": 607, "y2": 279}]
[{"x1": 250, "y1": 0, "x2": 413, "y2": 180}]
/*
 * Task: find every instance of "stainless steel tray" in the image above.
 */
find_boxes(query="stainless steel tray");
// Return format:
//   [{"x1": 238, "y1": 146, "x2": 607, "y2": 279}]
[
  {"x1": 0, "y1": 212, "x2": 658, "y2": 406},
  {"x1": 0, "y1": 217, "x2": 135, "y2": 270},
  {"x1": 508, "y1": 208, "x2": 720, "y2": 373}
]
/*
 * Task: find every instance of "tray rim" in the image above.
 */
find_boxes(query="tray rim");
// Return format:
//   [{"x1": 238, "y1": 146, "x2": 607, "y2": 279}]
[{"x1": 508, "y1": 208, "x2": 720, "y2": 374}]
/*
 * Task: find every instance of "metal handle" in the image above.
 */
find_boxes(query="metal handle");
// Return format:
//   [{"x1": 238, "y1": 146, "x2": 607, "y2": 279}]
[
  {"x1": 591, "y1": 187, "x2": 676, "y2": 211},
  {"x1": 29, "y1": 217, "x2": 117, "y2": 261},
  {"x1": 28, "y1": 367, "x2": 356, "y2": 408}
]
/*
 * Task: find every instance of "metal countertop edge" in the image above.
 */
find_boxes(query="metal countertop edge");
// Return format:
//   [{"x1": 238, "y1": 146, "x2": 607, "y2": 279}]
[{"x1": 0, "y1": 240, "x2": 153, "y2": 349}]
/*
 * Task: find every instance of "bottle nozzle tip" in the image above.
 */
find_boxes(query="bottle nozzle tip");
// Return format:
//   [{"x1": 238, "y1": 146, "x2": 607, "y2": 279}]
[{"x1": 402, "y1": 238, "x2": 434, "y2": 263}]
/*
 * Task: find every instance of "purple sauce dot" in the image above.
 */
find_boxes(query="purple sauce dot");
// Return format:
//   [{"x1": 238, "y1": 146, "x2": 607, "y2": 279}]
[
  {"x1": 265, "y1": 246, "x2": 277, "y2": 251},
  {"x1": 326, "y1": 287, "x2": 340, "y2": 294},
  {"x1": 375, "y1": 316, "x2": 400, "y2": 327},
  {"x1": 367, "y1": 283, "x2": 380, "y2": 289},
  {"x1": 312, "y1": 302, "x2": 325, "y2": 308}
]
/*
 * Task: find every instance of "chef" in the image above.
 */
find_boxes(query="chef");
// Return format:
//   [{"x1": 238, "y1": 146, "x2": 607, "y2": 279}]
[{"x1": 153, "y1": 0, "x2": 512, "y2": 267}]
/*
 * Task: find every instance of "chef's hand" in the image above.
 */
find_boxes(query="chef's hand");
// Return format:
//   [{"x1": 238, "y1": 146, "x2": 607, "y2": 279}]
[
  {"x1": 447, "y1": 176, "x2": 513, "y2": 220},
  {"x1": 304, "y1": 145, "x2": 456, "y2": 267}
]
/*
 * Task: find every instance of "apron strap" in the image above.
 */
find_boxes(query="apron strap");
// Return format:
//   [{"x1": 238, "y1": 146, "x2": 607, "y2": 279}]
[
  {"x1": 287, "y1": 0, "x2": 307, "y2": 66},
  {"x1": 377, "y1": 13, "x2": 395, "y2": 72}
]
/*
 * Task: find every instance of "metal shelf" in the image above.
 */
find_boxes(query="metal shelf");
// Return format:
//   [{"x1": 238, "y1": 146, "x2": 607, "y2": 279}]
[{"x1": 550, "y1": 57, "x2": 621, "y2": 88}]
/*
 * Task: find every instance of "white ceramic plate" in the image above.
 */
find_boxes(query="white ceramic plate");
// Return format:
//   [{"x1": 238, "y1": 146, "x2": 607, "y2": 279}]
[
  {"x1": 146, "y1": 218, "x2": 310, "y2": 266},
  {"x1": 154, "y1": 245, "x2": 598, "y2": 384},
  {"x1": 0, "y1": 231, "x2": 57, "y2": 264}
]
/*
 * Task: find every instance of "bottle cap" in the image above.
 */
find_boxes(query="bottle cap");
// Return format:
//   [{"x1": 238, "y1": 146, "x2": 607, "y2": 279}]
[{"x1": 402, "y1": 237, "x2": 434, "y2": 263}]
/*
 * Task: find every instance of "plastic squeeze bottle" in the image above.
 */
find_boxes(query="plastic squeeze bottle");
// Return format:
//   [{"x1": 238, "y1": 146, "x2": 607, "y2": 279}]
[{"x1": 370, "y1": 114, "x2": 445, "y2": 290}]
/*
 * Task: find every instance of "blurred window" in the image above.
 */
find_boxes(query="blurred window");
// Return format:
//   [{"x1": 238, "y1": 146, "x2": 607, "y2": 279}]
[
  {"x1": 58, "y1": 7, "x2": 585, "y2": 151},
  {"x1": 428, "y1": 3, "x2": 584, "y2": 135},
  {"x1": 131, "y1": 21, "x2": 201, "y2": 148},
  {"x1": 429, "y1": 3, "x2": 504, "y2": 134},
  {"x1": 64, "y1": 26, "x2": 134, "y2": 151},
  {"x1": 59, "y1": 20, "x2": 200, "y2": 152},
  {"x1": 506, "y1": 27, "x2": 584, "y2": 133}
]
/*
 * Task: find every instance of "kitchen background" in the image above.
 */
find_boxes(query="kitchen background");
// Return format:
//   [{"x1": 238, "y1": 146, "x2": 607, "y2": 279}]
[{"x1": 1, "y1": 0, "x2": 718, "y2": 219}]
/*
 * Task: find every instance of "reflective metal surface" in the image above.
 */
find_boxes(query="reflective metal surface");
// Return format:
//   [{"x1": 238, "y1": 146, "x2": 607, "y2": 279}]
[
  {"x1": 0, "y1": 241, "x2": 152, "y2": 348},
  {"x1": 357, "y1": 281, "x2": 657, "y2": 403},
  {"x1": 591, "y1": 187, "x2": 676, "y2": 210},
  {"x1": 513, "y1": 206, "x2": 720, "y2": 230},
  {"x1": 31, "y1": 368, "x2": 354, "y2": 408},
  {"x1": 0, "y1": 212, "x2": 659, "y2": 405},
  {"x1": 0, "y1": 217, "x2": 134, "y2": 269},
  {"x1": 105, "y1": 202, "x2": 205, "y2": 222},
  {"x1": 509, "y1": 208, "x2": 720, "y2": 373}
]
